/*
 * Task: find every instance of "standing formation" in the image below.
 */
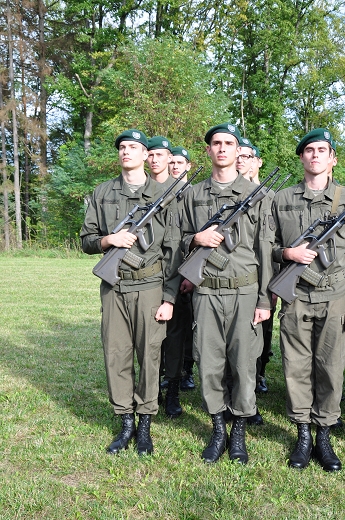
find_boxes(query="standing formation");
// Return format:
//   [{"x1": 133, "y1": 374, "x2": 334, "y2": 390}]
[{"x1": 81, "y1": 123, "x2": 344, "y2": 472}]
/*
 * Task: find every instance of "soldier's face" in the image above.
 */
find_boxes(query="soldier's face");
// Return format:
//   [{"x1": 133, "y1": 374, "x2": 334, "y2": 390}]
[
  {"x1": 169, "y1": 156, "x2": 191, "y2": 179},
  {"x1": 250, "y1": 156, "x2": 263, "y2": 177},
  {"x1": 146, "y1": 149, "x2": 172, "y2": 175},
  {"x1": 118, "y1": 141, "x2": 148, "y2": 170},
  {"x1": 206, "y1": 133, "x2": 238, "y2": 168},
  {"x1": 300, "y1": 142, "x2": 333, "y2": 176},
  {"x1": 236, "y1": 146, "x2": 254, "y2": 175}
]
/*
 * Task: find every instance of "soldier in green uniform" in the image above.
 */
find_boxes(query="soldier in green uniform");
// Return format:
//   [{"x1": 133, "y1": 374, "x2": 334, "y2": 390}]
[
  {"x1": 80, "y1": 129, "x2": 180, "y2": 456},
  {"x1": 272, "y1": 128, "x2": 344, "y2": 471},
  {"x1": 146, "y1": 136, "x2": 186, "y2": 418},
  {"x1": 169, "y1": 146, "x2": 196, "y2": 392},
  {"x1": 238, "y1": 139, "x2": 275, "y2": 398},
  {"x1": 181, "y1": 123, "x2": 274, "y2": 464}
]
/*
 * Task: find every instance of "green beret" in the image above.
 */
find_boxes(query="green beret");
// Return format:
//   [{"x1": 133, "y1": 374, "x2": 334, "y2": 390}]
[
  {"x1": 238, "y1": 137, "x2": 254, "y2": 150},
  {"x1": 147, "y1": 136, "x2": 172, "y2": 152},
  {"x1": 204, "y1": 123, "x2": 241, "y2": 145},
  {"x1": 171, "y1": 146, "x2": 190, "y2": 161},
  {"x1": 115, "y1": 129, "x2": 148, "y2": 149},
  {"x1": 252, "y1": 145, "x2": 261, "y2": 158},
  {"x1": 296, "y1": 128, "x2": 334, "y2": 155}
]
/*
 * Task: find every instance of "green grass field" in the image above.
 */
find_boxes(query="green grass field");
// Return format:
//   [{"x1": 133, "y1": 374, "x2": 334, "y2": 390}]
[{"x1": 1, "y1": 255, "x2": 344, "y2": 519}]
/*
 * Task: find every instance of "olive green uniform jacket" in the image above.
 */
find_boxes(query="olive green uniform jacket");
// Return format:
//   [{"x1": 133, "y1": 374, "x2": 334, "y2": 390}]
[
  {"x1": 181, "y1": 173, "x2": 274, "y2": 416},
  {"x1": 272, "y1": 180, "x2": 345, "y2": 425},
  {"x1": 80, "y1": 173, "x2": 181, "y2": 415}
]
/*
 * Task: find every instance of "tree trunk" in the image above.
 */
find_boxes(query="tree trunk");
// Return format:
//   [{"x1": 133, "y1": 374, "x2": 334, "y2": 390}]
[
  {"x1": 38, "y1": 0, "x2": 47, "y2": 176},
  {"x1": 0, "y1": 78, "x2": 10, "y2": 251},
  {"x1": 6, "y1": 0, "x2": 22, "y2": 248}
]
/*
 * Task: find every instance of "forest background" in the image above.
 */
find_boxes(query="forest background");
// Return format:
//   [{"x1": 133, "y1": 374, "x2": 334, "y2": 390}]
[{"x1": 1, "y1": 0, "x2": 345, "y2": 250}]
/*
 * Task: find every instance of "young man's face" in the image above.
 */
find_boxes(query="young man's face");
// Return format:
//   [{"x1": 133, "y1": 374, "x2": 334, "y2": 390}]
[
  {"x1": 169, "y1": 156, "x2": 191, "y2": 179},
  {"x1": 146, "y1": 149, "x2": 172, "y2": 175},
  {"x1": 118, "y1": 141, "x2": 148, "y2": 170},
  {"x1": 300, "y1": 141, "x2": 333, "y2": 176},
  {"x1": 206, "y1": 133, "x2": 238, "y2": 168},
  {"x1": 250, "y1": 156, "x2": 263, "y2": 177},
  {"x1": 236, "y1": 146, "x2": 254, "y2": 175}
]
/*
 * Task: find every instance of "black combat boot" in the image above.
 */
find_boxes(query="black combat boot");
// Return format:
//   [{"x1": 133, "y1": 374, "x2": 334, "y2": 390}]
[
  {"x1": 255, "y1": 376, "x2": 268, "y2": 394},
  {"x1": 330, "y1": 417, "x2": 343, "y2": 429},
  {"x1": 314, "y1": 426, "x2": 342, "y2": 472},
  {"x1": 106, "y1": 413, "x2": 136, "y2": 454},
  {"x1": 246, "y1": 408, "x2": 264, "y2": 426},
  {"x1": 229, "y1": 417, "x2": 248, "y2": 464},
  {"x1": 202, "y1": 413, "x2": 229, "y2": 463},
  {"x1": 288, "y1": 423, "x2": 313, "y2": 469},
  {"x1": 180, "y1": 360, "x2": 195, "y2": 391},
  {"x1": 165, "y1": 379, "x2": 183, "y2": 418},
  {"x1": 137, "y1": 414, "x2": 153, "y2": 456}
]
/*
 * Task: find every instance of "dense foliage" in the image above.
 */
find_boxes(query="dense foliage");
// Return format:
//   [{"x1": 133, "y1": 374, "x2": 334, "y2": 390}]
[{"x1": 1, "y1": 0, "x2": 345, "y2": 247}]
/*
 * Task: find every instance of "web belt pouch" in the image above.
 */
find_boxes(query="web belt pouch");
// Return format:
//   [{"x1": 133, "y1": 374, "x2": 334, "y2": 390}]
[
  {"x1": 122, "y1": 250, "x2": 144, "y2": 269},
  {"x1": 325, "y1": 269, "x2": 345, "y2": 287},
  {"x1": 300, "y1": 266, "x2": 324, "y2": 287},
  {"x1": 119, "y1": 260, "x2": 162, "y2": 281},
  {"x1": 207, "y1": 250, "x2": 229, "y2": 270}
]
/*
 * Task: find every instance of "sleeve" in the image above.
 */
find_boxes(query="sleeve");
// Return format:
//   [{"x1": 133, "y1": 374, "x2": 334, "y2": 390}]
[
  {"x1": 271, "y1": 198, "x2": 286, "y2": 264},
  {"x1": 161, "y1": 202, "x2": 183, "y2": 304},
  {"x1": 80, "y1": 189, "x2": 104, "y2": 255},
  {"x1": 255, "y1": 195, "x2": 274, "y2": 310},
  {"x1": 180, "y1": 188, "x2": 197, "y2": 257}
]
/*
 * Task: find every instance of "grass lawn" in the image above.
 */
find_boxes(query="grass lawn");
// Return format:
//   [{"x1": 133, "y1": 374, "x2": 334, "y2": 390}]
[{"x1": 0, "y1": 254, "x2": 344, "y2": 519}]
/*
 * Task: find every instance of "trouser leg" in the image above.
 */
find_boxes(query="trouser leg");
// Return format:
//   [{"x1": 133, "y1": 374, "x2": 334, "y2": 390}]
[
  {"x1": 192, "y1": 291, "x2": 260, "y2": 417},
  {"x1": 100, "y1": 284, "x2": 166, "y2": 415},
  {"x1": 279, "y1": 298, "x2": 345, "y2": 426}
]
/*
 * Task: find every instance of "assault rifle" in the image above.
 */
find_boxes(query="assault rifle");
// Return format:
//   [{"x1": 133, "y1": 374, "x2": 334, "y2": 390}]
[
  {"x1": 92, "y1": 166, "x2": 203, "y2": 286},
  {"x1": 268, "y1": 209, "x2": 345, "y2": 304},
  {"x1": 178, "y1": 167, "x2": 280, "y2": 287}
]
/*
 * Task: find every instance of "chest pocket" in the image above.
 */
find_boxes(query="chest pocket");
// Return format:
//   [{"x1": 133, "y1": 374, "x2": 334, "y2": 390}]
[
  {"x1": 100, "y1": 201, "x2": 121, "y2": 233},
  {"x1": 193, "y1": 199, "x2": 214, "y2": 227}
]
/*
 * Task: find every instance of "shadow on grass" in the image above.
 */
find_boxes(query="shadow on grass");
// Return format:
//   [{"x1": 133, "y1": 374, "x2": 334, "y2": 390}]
[
  {"x1": 1, "y1": 316, "x2": 113, "y2": 431},
  {"x1": 1, "y1": 316, "x2": 209, "y2": 441}
]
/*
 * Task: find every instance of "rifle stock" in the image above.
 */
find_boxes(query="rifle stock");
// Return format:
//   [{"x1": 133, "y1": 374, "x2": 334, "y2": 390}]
[
  {"x1": 92, "y1": 166, "x2": 202, "y2": 286},
  {"x1": 178, "y1": 167, "x2": 280, "y2": 286},
  {"x1": 268, "y1": 209, "x2": 345, "y2": 304}
]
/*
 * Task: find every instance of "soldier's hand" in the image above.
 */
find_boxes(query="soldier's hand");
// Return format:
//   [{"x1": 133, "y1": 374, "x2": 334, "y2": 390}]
[
  {"x1": 253, "y1": 308, "x2": 270, "y2": 325},
  {"x1": 283, "y1": 243, "x2": 317, "y2": 264},
  {"x1": 180, "y1": 279, "x2": 194, "y2": 294},
  {"x1": 155, "y1": 301, "x2": 174, "y2": 321},
  {"x1": 101, "y1": 229, "x2": 137, "y2": 250},
  {"x1": 193, "y1": 225, "x2": 224, "y2": 248}
]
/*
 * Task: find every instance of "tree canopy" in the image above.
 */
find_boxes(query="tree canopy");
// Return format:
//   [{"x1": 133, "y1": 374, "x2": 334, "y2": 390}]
[{"x1": 1, "y1": 0, "x2": 345, "y2": 247}]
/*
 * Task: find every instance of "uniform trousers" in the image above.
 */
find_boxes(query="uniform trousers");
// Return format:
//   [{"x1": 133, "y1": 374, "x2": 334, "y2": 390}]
[
  {"x1": 162, "y1": 292, "x2": 193, "y2": 380},
  {"x1": 279, "y1": 296, "x2": 345, "y2": 426},
  {"x1": 100, "y1": 283, "x2": 166, "y2": 415},
  {"x1": 192, "y1": 291, "x2": 262, "y2": 416}
]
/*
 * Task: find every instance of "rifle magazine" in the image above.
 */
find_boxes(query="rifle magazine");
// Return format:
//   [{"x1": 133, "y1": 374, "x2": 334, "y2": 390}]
[{"x1": 207, "y1": 250, "x2": 229, "y2": 270}]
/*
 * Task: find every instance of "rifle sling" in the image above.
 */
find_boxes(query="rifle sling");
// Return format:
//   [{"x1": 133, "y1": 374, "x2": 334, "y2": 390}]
[
  {"x1": 330, "y1": 186, "x2": 343, "y2": 217},
  {"x1": 201, "y1": 270, "x2": 258, "y2": 289},
  {"x1": 118, "y1": 260, "x2": 162, "y2": 281}
]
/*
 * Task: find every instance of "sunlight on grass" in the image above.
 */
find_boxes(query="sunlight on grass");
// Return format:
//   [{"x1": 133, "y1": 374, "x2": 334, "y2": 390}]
[{"x1": 0, "y1": 255, "x2": 344, "y2": 519}]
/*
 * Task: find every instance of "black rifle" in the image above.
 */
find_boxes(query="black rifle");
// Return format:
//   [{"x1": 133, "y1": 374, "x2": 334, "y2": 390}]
[
  {"x1": 178, "y1": 167, "x2": 280, "y2": 286},
  {"x1": 92, "y1": 166, "x2": 203, "y2": 286},
  {"x1": 268, "y1": 210, "x2": 345, "y2": 304}
]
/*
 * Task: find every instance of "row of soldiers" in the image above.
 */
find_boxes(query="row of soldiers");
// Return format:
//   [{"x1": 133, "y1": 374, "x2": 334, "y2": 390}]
[{"x1": 81, "y1": 123, "x2": 344, "y2": 472}]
